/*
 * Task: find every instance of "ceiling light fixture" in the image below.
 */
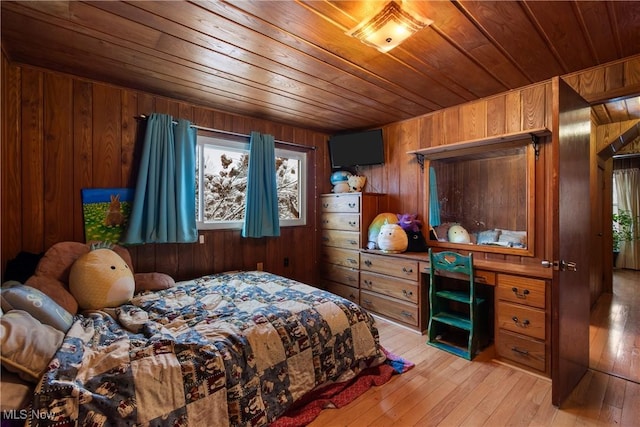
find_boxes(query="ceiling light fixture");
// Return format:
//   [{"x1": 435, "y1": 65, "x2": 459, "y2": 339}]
[{"x1": 346, "y1": 1, "x2": 432, "y2": 53}]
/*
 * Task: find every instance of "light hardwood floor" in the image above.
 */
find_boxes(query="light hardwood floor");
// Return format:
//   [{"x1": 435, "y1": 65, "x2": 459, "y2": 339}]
[
  {"x1": 309, "y1": 271, "x2": 640, "y2": 426},
  {"x1": 590, "y1": 269, "x2": 640, "y2": 384}
]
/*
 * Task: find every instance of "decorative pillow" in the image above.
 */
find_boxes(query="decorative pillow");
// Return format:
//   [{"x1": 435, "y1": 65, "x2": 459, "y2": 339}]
[
  {"x1": 134, "y1": 272, "x2": 176, "y2": 293},
  {"x1": 0, "y1": 283, "x2": 74, "y2": 332},
  {"x1": 0, "y1": 310, "x2": 64, "y2": 383},
  {"x1": 498, "y1": 230, "x2": 527, "y2": 245},
  {"x1": 69, "y1": 248, "x2": 135, "y2": 310},
  {"x1": 477, "y1": 229, "x2": 501, "y2": 245}
]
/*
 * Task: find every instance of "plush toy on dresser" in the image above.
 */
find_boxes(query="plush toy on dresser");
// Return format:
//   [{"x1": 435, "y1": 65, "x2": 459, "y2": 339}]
[
  {"x1": 330, "y1": 170, "x2": 352, "y2": 193},
  {"x1": 397, "y1": 213, "x2": 428, "y2": 252},
  {"x1": 347, "y1": 175, "x2": 367, "y2": 192}
]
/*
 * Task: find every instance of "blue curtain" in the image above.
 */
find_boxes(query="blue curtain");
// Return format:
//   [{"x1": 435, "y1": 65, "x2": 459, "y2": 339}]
[
  {"x1": 429, "y1": 166, "x2": 441, "y2": 227},
  {"x1": 123, "y1": 113, "x2": 197, "y2": 244},
  {"x1": 242, "y1": 131, "x2": 280, "y2": 238}
]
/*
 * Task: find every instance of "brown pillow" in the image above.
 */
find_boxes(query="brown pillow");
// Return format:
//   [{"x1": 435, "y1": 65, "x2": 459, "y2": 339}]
[{"x1": 134, "y1": 272, "x2": 175, "y2": 293}]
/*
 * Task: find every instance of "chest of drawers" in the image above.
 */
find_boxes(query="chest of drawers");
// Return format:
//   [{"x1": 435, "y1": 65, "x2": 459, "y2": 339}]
[
  {"x1": 319, "y1": 193, "x2": 381, "y2": 304},
  {"x1": 495, "y1": 274, "x2": 550, "y2": 375}
]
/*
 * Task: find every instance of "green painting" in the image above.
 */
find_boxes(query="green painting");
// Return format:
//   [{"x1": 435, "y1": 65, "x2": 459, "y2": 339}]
[{"x1": 81, "y1": 188, "x2": 134, "y2": 244}]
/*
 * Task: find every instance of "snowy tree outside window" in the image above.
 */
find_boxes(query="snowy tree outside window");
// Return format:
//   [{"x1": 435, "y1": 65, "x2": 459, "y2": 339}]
[{"x1": 196, "y1": 135, "x2": 307, "y2": 229}]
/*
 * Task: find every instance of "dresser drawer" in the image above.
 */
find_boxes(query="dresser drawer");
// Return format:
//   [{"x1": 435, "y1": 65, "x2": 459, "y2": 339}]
[
  {"x1": 324, "y1": 281, "x2": 359, "y2": 304},
  {"x1": 360, "y1": 253, "x2": 418, "y2": 281},
  {"x1": 496, "y1": 329, "x2": 546, "y2": 373},
  {"x1": 497, "y1": 301, "x2": 545, "y2": 340},
  {"x1": 497, "y1": 274, "x2": 546, "y2": 308},
  {"x1": 322, "y1": 247, "x2": 359, "y2": 269},
  {"x1": 360, "y1": 271, "x2": 418, "y2": 303},
  {"x1": 360, "y1": 290, "x2": 418, "y2": 327},
  {"x1": 320, "y1": 194, "x2": 360, "y2": 213},
  {"x1": 321, "y1": 263, "x2": 359, "y2": 287},
  {"x1": 321, "y1": 213, "x2": 360, "y2": 231},
  {"x1": 321, "y1": 229, "x2": 361, "y2": 249}
]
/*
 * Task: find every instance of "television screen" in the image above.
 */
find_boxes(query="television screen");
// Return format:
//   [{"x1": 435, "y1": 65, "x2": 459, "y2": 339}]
[{"x1": 328, "y1": 129, "x2": 384, "y2": 169}]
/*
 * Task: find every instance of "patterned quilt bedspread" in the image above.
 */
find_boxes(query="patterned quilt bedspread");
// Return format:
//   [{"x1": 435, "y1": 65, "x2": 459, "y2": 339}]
[{"x1": 28, "y1": 271, "x2": 385, "y2": 426}]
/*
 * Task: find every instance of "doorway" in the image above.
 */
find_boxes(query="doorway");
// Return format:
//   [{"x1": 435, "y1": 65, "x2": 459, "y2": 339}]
[
  {"x1": 589, "y1": 269, "x2": 640, "y2": 383},
  {"x1": 589, "y1": 111, "x2": 640, "y2": 384}
]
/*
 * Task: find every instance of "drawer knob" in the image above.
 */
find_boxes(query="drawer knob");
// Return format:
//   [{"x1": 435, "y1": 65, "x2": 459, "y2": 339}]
[
  {"x1": 511, "y1": 347, "x2": 530, "y2": 356},
  {"x1": 512, "y1": 316, "x2": 530, "y2": 328},
  {"x1": 362, "y1": 299, "x2": 373, "y2": 305},
  {"x1": 364, "y1": 260, "x2": 372, "y2": 267},
  {"x1": 349, "y1": 294, "x2": 356, "y2": 299},
  {"x1": 323, "y1": 203, "x2": 329, "y2": 208},
  {"x1": 349, "y1": 240, "x2": 358, "y2": 245},
  {"x1": 347, "y1": 258, "x2": 357, "y2": 264},
  {"x1": 349, "y1": 221, "x2": 357, "y2": 226},
  {"x1": 348, "y1": 277, "x2": 356, "y2": 282},
  {"x1": 402, "y1": 267, "x2": 413, "y2": 274},
  {"x1": 364, "y1": 280, "x2": 373, "y2": 288},
  {"x1": 402, "y1": 289, "x2": 413, "y2": 298},
  {"x1": 511, "y1": 287, "x2": 530, "y2": 299},
  {"x1": 348, "y1": 203, "x2": 356, "y2": 208},
  {"x1": 322, "y1": 237, "x2": 329, "y2": 242},
  {"x1": 401, "y1": 311, "x2": 414, "y2": 318}
]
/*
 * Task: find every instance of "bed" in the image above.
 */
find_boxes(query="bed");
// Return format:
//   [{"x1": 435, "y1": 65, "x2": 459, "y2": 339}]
[{"x1": 12, "y1": 270, "x2": 386, "y2": 426}]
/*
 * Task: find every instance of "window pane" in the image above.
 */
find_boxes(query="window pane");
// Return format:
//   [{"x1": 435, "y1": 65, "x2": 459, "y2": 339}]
[
  {"x1": 196, "y1": 135, "x2": 307, "y2": 229},
  {"x1": 200, "y1": 145, "x2": 248, "y2": 221},
  {"x1": 276, "y1": 156, "x2": 300, "y2": 220}
]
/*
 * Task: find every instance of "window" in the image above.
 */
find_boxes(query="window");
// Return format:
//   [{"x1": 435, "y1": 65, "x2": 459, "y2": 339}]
[{"x1": 195, "y1": 135, "x2": 307, "y2": 230}]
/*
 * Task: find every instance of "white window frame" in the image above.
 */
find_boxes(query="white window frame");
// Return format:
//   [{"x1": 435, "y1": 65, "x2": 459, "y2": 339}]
[{"x1": 196, "y1": 134, "x2": 307, "y2": 230}]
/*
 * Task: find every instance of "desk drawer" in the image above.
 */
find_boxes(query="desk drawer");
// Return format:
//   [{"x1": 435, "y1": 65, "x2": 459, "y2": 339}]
[
  {"x1": 360, "y1": 271, "x2": 418, "y2": 303},
  {"x1": 497, "y1": 274, "x2": 545, "y2": 308},
  {"x1": 360, "y1": 253, "x2": 418, "y2": 281},
  {"x1": 360, "y1": 290, "x2": 418, "y2": 327},
  {"x1": 320, "y1": 194, "x2": 360, "y2": 213},
  {"x1": 496, "y1": 329, "x2": 546, "y2": 373},
  {"x1": 321, "y1": 229, "x2": 361, "y2": 249},
  {"x1": 321, "y1": 213, "x2": 360, "y2": 231},
  {"x1": 324, "y1": 281, "x2": 359, "y2": 304},
  {"x1": 497, "y1": 301, "x2": 545, "y2": 340},
  {"x1": 418, "y1": 263, "x2": 495, "y2": 286}
]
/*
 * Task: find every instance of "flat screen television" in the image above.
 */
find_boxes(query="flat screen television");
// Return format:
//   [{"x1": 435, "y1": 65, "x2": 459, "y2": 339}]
[{"x1": 328, "y1": 129, "x2": 385, "y2": 169}]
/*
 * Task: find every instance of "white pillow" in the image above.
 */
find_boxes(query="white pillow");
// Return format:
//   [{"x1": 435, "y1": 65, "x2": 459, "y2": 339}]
[{"x1": 0, "y1": 310, "x2": 64, "y2": 382}]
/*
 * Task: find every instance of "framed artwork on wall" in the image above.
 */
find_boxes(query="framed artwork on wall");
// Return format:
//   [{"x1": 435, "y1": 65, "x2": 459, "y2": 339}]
[{"x1": 81, "y1": 188, "x2": 134, "y2": 244}]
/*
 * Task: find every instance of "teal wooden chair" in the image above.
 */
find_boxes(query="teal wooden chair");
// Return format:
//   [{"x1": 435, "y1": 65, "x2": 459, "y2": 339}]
[{"x1": 427, "y1": 249, "x2": 485, "y2": 360}]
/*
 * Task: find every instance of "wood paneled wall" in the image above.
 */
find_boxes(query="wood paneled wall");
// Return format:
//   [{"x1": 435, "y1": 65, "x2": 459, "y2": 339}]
[
  {"x1": 1, "y1": 56, "x2": 331, "y2": 284},
  {"x1": 362, "y1": 80, "x2": 553, "y2": 269},
  {"x1": 3, "y1": 50, "x2": 639, "y2": 290}
]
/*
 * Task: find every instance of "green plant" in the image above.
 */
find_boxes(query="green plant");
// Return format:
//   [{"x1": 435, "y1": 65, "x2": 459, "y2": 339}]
[{"x1": 612, "y1": 209, "x2": 637, "y2": 252}]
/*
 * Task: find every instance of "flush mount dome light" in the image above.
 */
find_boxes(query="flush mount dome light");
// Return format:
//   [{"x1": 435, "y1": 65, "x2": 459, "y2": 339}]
[{"x1": 346, "y1": 1, "x2": 432, "y2": 53}]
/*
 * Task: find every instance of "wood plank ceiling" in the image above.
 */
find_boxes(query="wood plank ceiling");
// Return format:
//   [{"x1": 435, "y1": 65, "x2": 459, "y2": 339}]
[{"x1": 2, "y1": 0, "x2": 640, "y2": 133}]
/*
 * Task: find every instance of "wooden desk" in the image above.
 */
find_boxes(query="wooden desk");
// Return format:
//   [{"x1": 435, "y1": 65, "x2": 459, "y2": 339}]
[{"x1": 359, "y1": 249, "x2": 551, "y2": 376}]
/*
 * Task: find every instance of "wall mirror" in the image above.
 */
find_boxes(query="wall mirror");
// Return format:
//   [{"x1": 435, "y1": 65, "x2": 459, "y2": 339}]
[{"x1": 417, "y1": 136, "x2": 537, "y2": 257}]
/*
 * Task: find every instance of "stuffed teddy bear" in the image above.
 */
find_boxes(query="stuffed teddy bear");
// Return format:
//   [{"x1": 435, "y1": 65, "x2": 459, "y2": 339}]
[
  {"x1": 69, "y1": 246, "x2": 135, "y2": 310},
  {"x1": 348, "y1": 175, "x2": 367, "y2": 192}
]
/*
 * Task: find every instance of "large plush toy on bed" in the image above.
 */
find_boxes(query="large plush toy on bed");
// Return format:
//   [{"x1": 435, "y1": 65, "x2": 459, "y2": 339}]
[
  {"x1": 23, "y1": 241, "x2": 175, "y2": 314},
  {"x1": 69, "y1": 245, "x2": 135, "y2": 310}
]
